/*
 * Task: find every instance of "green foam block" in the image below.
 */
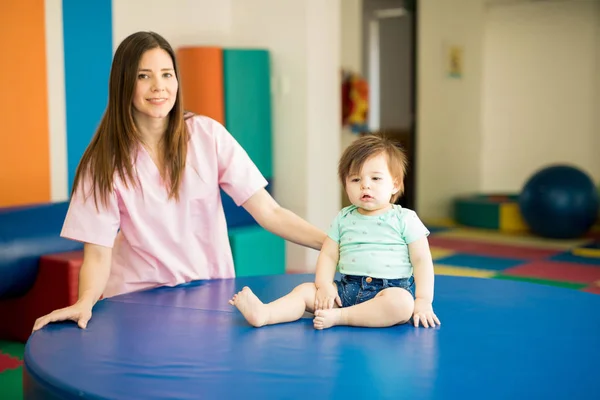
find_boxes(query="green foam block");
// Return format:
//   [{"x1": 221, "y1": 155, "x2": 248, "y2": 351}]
[
  {"x1": 223, "y1": 49, "x2": 273, "y2": 178},
  {"x1": 229, "y1": 226, "x2": 285, "y2": 277}
]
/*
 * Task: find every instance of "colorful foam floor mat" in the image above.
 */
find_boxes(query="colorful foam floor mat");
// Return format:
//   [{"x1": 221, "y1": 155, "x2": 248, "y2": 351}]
[
  {"x1": 426, "y1": 220, "x2": 600, "y2": 295},
  {"x1": 0, "y1": 340, "x2": 24, "y2": 399}
]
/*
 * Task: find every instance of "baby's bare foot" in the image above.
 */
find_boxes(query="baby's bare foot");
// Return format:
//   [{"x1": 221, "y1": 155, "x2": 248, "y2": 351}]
[
  {"x1": 313, "y1": 309, "x2": 343, "y2": 330},
  {"x1": 228, "y1": 286, "x2": 269, "y2": 327}
]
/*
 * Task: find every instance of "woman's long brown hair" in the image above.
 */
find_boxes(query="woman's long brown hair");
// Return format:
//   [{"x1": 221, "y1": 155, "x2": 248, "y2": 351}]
[{"x1": 71, "y1": 31, "x2": 190, "y2": 209}]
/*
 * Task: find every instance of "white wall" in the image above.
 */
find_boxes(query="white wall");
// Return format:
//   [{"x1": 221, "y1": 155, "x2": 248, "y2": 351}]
[
  {"x1": 111, "y1": 0, "x2": 341, "y2": 272},
  {"x1": 341, "y1": 0, "x2": 363, "y2": 74},
  {"x1": 45, "y1": 0, "x2": 67, "y2": 202},
  {"x1": 481, "y1": 0, "x2": 600, "y2": 192},
  {"x1": 112, "y1": 0, "x2": 233, "y2": 49},
  {"x1": 416, "y1": 0, "x2": 486, "y2": 219}
]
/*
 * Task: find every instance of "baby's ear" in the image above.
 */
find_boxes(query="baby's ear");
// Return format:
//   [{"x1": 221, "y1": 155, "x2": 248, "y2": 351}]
[
  {"x1": 393, "y1": 179, "x2": 403, "y2": 194},
  {"x1": 393, "y1": 179, "x2": 399, "y2": 192}
]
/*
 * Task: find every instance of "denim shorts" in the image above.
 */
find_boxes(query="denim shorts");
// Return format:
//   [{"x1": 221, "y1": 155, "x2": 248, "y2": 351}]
[{"x1": 334, "y1": 274, "x2": 415, "y2": 308}]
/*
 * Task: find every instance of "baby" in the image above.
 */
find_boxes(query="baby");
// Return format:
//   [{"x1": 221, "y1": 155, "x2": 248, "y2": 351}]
[{"x1": 230, "y1": 134, "x2": 440, "y2": 329}]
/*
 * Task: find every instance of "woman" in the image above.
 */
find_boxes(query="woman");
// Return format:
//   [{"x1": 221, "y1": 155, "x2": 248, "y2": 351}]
[{"x1": 33, "y1": 31, "x2": 325, "y2": 332}]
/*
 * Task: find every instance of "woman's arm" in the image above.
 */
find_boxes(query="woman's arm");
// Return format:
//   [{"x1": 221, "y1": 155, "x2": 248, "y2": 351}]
[
  {"x1": 77, "y1": 243, "x2": 113, "y2": 308},
  {"x1": 32, "y1": 242, "x2": 112, "y2": 331},
  {"x1": 242, "y1": 188, "x2": 327, "y2": 251}
]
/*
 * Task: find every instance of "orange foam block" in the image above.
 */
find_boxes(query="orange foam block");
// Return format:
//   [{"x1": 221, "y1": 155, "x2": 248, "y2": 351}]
[{"x1": 177, "y1": 47, "x2": 224, "y2": 124}]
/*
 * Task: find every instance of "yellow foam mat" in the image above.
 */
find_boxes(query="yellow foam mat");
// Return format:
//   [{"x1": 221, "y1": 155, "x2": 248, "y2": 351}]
[
  {"x1": 430, "y1": 247, "x2": 455, "y2": 260},
  {"x1": 572, "y1": 248, "x2": 600, "y2": 258},
  {"x1": 433, "y1": 264, "x2": 497, "y2": 278},
  {"x1": 434, "y1": 227, "x2": 591, "y2": 250}
]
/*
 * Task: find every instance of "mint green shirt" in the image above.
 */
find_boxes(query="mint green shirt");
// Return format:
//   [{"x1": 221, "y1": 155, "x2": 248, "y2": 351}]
[{"x1": 327, "y1": 205, "x2": 430, "y2": 279}]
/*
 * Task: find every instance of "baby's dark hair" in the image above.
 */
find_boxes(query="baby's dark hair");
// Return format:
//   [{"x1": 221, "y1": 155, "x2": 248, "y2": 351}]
[{"x1": 338, "y1": 133, "x2": 408, "y2": 202}]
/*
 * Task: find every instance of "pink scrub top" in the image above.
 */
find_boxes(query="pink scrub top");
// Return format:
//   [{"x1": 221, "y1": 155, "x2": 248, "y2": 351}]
[{"x1": 61, "y1": 115, "x2": 268, "y2": 298}]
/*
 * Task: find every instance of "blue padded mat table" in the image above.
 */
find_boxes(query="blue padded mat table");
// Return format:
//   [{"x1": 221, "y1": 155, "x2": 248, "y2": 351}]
[{"x1": 24, "y1": 274, "x2": 600, "y2": 399}]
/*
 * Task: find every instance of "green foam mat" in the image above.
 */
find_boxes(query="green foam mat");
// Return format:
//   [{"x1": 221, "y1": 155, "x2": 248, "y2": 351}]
[
  {"x1": 0, "y1": 340, "x2": 24, "y2": 400},
  {"x1": 0, "y1": 368, "x2": 22, "y2": 399},
  {"x1": 0, "y1": 341, "x2": 25, "y2": 359},
  {"x1": 494, "y1": 274, "x2": 587, "y2": 290}
]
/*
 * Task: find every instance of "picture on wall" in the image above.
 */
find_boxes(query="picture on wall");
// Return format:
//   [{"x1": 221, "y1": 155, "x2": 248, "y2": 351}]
[{"x1": 446, "y1": 45, "x2": 464, "y2": 79}]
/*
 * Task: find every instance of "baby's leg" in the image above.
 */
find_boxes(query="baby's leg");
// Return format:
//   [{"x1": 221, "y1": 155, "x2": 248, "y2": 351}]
[
  {"x1": 313, "y1": 287, "x2": 413, "y2": 330},
  {"x1": 229, "y1": 283, "x2": 317, "y2": 327}
]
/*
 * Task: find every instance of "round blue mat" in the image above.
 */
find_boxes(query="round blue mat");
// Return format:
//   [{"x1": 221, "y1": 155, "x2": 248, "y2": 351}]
[{"x1": 24, "y1": 274, "x2": 600, "y2": 399}]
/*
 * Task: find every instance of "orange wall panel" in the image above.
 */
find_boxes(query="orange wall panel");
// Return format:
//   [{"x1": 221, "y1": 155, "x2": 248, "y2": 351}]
[
  {"x1": 0, "y1": 0, "x2": 50, "y2": 207},
  {"x1": 177, "y1": 47, "x2": 225, "y2": 125}
]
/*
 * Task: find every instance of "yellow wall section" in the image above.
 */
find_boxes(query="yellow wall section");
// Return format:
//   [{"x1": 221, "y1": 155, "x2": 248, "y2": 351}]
[{"x1": 0, "y1": 0, "x2": 50, "y2": 207}]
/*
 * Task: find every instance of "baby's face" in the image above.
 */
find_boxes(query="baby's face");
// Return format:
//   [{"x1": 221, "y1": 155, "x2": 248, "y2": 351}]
[{"x1": 345, "y1": 153, "x2": 398, "y2": 216}]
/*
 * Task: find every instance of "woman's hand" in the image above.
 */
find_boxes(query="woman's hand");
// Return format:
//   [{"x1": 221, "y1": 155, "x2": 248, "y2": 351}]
[
  {"x1": 32, "y1": 300, "x2": 94, "y2": 332},
  {"x1": 412, "y1": 298, "x2": 441, "y2": 328}
]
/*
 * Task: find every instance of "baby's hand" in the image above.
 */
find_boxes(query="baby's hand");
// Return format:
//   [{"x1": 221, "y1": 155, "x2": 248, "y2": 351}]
[
  {"x1": 412, "y1": 298, "x2": 441, "y2": 328},
  {"x1": 314, "y1": 284, "x2": 341, "y2": 310}
]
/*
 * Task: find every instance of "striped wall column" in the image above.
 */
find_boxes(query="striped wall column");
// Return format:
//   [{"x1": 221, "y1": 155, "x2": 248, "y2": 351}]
[{"x1": 0, "y1": 0, "x2": 114, "y2": 207}]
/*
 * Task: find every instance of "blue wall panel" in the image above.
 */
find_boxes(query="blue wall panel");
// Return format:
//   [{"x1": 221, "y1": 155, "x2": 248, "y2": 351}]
[{"x1": 63, "y1": 0, "x2": 113, "y2": 192}]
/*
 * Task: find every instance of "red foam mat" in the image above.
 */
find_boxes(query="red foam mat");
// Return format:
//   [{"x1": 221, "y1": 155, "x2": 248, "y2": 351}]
[
  {"x1": 0, "y1": 352, "x2": 22, "y2": 372},
  {"x1": 428, "y1": 237, "x2": 562, "y2": 260},
  {"x1": 502, "y1": 260, "x2": 600, "y2": 284},
  {"x1": 582, "y1": 285, "x2": 600, "y2": 295}
]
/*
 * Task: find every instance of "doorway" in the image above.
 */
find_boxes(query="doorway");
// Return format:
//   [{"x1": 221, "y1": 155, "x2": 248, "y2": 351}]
[{"x1": 363, "y1": 0, "x2": 418, "y2": 210}]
